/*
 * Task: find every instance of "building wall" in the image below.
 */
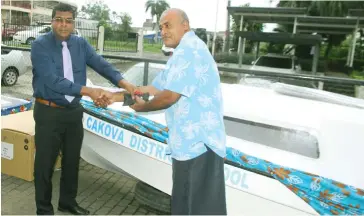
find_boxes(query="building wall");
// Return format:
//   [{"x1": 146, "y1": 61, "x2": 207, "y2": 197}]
[
  {"x1": 1, "y1": 10, "x2": 10, "y2": 23},
  {"x1": 1, "y1": 0, "x2": 98, "y2": 34},
  {"x1": 1, "y1": 0, "x2": 78, "y2": 25},
  {"x1": 1, "y1": 9, "x2": 30, "y2": 25}
]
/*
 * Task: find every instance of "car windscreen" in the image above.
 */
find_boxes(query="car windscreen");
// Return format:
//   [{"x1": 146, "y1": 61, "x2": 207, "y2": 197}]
[
  {"x1": 123, "y1": 65, "x2": 163, "y2": 86},
  {"x1": 255, "y1": 56, "x2": 292, "y2": 69}
]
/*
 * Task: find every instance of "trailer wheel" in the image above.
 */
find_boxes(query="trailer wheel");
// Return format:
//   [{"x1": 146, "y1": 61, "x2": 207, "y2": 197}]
[{"x1": 134, "y1": 181, "x2": 171, "y2": 214}]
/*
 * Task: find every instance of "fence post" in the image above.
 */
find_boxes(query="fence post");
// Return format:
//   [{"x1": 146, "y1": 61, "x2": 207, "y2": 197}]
[
  {"x1": 137, "y1": 29, "x2": 144, "y2": 56},
  {"x1": 143, "y1": 61, "x2": 149, "y2": 86},
  {"x1": 97, "y1": 25, "x2": 105, "y2": 55},
  {"x1": 222, "y1": 35, "x2": 226, "y2": 53},
  {"x1": 1, "y1": 23, "x2": 3, "y2": 44},
  {"x1": 317, "y1": 72, "x2": 324, "y2": 90},
  {"x1": 355, "y1": 86, "x2": 364, "y2": 99}
]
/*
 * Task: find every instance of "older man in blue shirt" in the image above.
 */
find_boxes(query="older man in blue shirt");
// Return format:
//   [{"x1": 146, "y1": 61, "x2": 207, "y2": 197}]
[
  {"x1": 31, "y1": 3, "x2": 135, "y2": 215},
  {"x1": 126, "y1": 8, "x2": 227, "y2": 215}
]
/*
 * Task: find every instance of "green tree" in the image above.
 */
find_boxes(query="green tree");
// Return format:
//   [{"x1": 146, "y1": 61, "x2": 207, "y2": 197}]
[
  {"x1": 117, "y1": 13, "x2": 133, "y2": 40},
  {"x1": 111, "y1": 11, "x2": 118, "y2": 24},
  {"x1": 78, "y1": 0, "x2": 113, "y2": 39},
  {"x1": 145, "y1": 0, "x2": 170, "y2": 42},
  {"x1": 119, "y1": 13, "x2": 132, "y2": 33},
  {"x1": 79, "y1": 0, "x2": 111, "y2": 21},
  {"x1": 195, "y1": 28, "x2": 208, "y2": 43}
]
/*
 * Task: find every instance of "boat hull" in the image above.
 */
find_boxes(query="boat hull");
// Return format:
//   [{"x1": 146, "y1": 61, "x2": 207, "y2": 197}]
[{"x1": 81, "y1": 113, "x2": 316, "y2": 215}]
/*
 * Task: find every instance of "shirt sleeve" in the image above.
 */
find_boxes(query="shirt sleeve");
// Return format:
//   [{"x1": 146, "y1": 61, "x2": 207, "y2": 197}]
[
  {"x1": 151, "y1": 71, "x2": 164, "y2": 90},
  {"x1": 83, "y1": 38, "x2": 124, "y2": 87},
  {"x1": 163, "y1": 50, "x2": 199, "y2": 97},
  {"x1": 31, "y1": 41, "x2": 82, "y2": 96}
]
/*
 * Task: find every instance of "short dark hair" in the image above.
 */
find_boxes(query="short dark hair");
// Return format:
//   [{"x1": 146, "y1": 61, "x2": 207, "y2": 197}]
[{"x1": 52, "y1": 3, "x2": 76, "y2": 19}]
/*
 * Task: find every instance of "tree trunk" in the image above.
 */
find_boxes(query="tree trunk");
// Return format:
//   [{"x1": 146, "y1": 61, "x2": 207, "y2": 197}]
[{"x1": 154, "y1": 16, "x2": 160, "y2": 43}]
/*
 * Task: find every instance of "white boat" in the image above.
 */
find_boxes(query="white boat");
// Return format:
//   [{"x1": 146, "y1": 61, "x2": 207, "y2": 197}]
[{"x1": 80, "y1": 82, "x2": 364, "y2": 215}]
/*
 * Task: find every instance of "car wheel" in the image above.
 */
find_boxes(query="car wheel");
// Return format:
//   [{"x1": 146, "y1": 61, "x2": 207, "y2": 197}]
[
  {"x1": 26, "y1": 37, "x2": 35, "y2": 45},
  {"x1": 2, "y1": 67, "x2": 18, "y2": 86}
]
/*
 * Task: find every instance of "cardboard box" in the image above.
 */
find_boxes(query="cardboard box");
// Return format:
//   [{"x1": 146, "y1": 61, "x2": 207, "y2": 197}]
[{"x1": 1, "y1": 110, "x2": 61, "y2": 181}]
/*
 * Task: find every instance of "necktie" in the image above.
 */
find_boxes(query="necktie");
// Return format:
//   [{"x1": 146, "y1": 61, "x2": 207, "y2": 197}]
[{"x1": 62, "y1": 41, "x2": 75, "y2": 102}]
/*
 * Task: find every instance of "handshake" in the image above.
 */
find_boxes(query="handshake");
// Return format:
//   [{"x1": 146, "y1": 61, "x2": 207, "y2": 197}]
[
  {"x1": 90, "y1": 88, "x2": 119, "y2": 108},
  {"x1": 82, "y1": 86, "x2": 148, "y2": 108}
]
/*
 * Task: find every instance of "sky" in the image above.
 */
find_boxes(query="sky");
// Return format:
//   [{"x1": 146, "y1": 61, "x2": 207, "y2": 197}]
[{"x1": 75, "y1": 0, "x2": 279, "y2": 32}]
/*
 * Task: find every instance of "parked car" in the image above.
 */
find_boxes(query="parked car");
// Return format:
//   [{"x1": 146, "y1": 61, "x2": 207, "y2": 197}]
[
  {"x1": 1, "y1": 44, "x2": 28, "y2": 86},
  {"x1": 1, "y1": 24, "x2": 30, "y2": 41},
  {"x1": 239, "y1": 54, "x2": 317, "y2": 88},
  {"x1": 250, "y1": 54, "x2": 302, "y2": 74},
  {"x1": 12, "y1": 25, "x2": 81, "y2": 45},
  {"x1": 122, "y1": 62, "x2": 166, "y2": 86}
]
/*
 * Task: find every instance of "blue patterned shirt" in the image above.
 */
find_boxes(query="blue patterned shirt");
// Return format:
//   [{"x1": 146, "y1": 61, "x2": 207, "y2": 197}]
[{"x1": 152, "y1": 31, "x2": 226, "y2": 161}]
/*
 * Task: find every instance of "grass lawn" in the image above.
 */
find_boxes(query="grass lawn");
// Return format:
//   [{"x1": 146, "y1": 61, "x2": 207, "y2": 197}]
[
  {"x1": 144, "y1": 43, "x2": 162, "y2": 53},
  {"x1": 350, "y1": 70, "x2": 364, "y2": 80},
  {"x1": 86, "y1": 39, "x2": 162, "y2": 53}
]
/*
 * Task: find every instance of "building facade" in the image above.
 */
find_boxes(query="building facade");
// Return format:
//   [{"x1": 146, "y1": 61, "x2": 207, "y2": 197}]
[{"x1": 1, "y1": 0, "x2": 77, "y2": 25}]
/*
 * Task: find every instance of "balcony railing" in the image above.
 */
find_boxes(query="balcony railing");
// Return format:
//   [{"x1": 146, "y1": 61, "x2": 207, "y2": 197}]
[{"x1": 1, "y1": 1, "x2": 31, "y2": 9}]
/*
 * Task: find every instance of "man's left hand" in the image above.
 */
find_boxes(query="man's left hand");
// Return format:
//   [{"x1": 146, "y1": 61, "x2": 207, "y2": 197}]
[
  {"x1": 130, "y1": 96, "x2": 147, "y2": 112},
  {"x1": 118, "y1": 79, "x2": 136, "y2": 99}
]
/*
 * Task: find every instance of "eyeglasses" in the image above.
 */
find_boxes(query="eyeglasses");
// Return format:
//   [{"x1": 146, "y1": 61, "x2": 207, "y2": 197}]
[{"x1": 52, "y1": 17, "x2": 74, "y2": 24}]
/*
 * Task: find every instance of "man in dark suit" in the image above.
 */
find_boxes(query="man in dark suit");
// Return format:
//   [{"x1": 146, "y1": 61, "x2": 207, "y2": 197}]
[{"x1": 30, "y1": 3, "x2": 135, "y2": 215}]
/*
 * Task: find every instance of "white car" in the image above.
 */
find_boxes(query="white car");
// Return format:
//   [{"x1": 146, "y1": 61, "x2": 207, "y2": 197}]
[
  {"x1": 1, "y1": 45, "x2": 28, "y2": 86},
  {"x1": 249, "y1": 54, "x2": 302, "y2": 74},
  {"x1": 122, "y1": 62, "x2": 166, "y2": 86},
  {"x1": 239, "y1": 54, "x2": 317, "y2": 88},
  {"x1": 13, "y1": 25, "x2": 81, "y2": 45}
]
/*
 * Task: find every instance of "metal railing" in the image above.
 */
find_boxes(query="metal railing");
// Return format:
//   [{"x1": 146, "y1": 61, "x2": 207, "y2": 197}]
[
  {"x1": 101, "y1": 53, "x2": 364, "y2": 87},
  {"x1": 1, "y1": 45, "x2": 364, "y2": 100}
]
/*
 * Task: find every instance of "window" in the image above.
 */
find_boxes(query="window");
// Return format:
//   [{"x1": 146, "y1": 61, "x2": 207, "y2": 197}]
[
  {"x1": 224, "y1": 116, "x2": 320, "y2": 158},
  {"x1": 1, "y1": 0, "x2": 10, "y2": 6}
]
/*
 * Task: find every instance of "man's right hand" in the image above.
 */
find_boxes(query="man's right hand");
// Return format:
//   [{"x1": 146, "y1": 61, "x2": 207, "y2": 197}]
[
  {"x1": 81, "y1": 86, "x2": 128, "y2": 107},
  {"x1": 96, "y1": 90, "x2": 118, "y2": 107},
  {"x1": 80, "y1": 87, "x2": 111, "y2": 107}
]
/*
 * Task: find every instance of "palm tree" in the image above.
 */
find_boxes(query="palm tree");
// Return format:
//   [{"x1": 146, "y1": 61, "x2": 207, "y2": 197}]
[{"x1": 145, "y1": 0, "x2": 170, "y2": 42}]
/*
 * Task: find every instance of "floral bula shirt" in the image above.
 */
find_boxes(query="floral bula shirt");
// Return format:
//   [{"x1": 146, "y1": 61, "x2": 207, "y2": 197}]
[{"x1": 152, "y1": 30, "x2": 226, "y2": 161}]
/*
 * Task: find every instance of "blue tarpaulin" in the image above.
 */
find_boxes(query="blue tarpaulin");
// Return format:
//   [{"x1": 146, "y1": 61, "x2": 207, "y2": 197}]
[{"x1": 1, "y1": 96, "x2": 32, "y2": 116}]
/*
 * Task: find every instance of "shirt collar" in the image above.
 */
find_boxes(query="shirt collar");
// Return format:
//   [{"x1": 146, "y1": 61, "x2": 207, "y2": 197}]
[
  {"x1": 51, "y1": 30, "x2": 74, "y2": 47},
  {"x1": 180, "y1": 30, "x2": 195, "y2": 44}
]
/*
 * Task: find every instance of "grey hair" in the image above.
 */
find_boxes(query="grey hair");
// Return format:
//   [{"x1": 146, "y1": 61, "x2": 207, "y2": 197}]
[{"x1": 160, "y1": 8, "x2": 190, "y2": 24}]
